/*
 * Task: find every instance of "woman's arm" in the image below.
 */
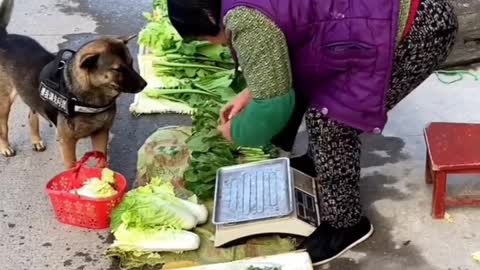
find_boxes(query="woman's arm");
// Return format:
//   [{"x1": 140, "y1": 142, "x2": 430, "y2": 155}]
[
  {"x1": 225, "y1": 7, "x2": 292, "y2": 99},
  {"x1": 223, "y1": 7, "x2": 296, "y2": 147}
]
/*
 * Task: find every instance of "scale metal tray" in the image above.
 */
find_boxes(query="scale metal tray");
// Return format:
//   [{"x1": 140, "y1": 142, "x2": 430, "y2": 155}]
[{"x1": 212, "y1": 158, "x2": 293, "y2": 225}]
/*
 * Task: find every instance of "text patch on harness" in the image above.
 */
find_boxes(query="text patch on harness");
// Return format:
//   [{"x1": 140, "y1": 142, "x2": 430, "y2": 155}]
[{"x1": 39, "y1": 80, "x2": 71, "y2": 116}]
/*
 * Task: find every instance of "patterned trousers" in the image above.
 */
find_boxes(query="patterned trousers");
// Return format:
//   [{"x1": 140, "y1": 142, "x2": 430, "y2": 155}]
[{"x1": 306, "y1": 0, "x2": 458, "y2": 228}]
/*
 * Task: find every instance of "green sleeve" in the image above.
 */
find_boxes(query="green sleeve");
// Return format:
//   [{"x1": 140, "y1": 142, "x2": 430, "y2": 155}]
[
  {"x1": 224, "y1": 7, "x2": 292, "y2": 99},
  {"x1": 231, "y1": 89, "x2": 296, "y2": 147},
  {"x1": 398, "y1": 0, "x2": 412, "y2": 43},
  {"x1": 224, "y1": 8, "x2": 295, "y2": 146}
]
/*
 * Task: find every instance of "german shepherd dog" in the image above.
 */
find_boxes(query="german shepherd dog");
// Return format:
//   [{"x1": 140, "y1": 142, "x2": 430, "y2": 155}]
[{"x1": 0, "y1": 0, "x2": 147, "y2": 168}]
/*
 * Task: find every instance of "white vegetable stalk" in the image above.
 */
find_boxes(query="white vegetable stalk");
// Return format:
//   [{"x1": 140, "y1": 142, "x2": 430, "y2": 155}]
[
  {"x1": 178, "y1": 199, "x2": 208, "y2": 225},
  {"x1": 112, "y1": 225, "x2": 200, "y2": 252}
]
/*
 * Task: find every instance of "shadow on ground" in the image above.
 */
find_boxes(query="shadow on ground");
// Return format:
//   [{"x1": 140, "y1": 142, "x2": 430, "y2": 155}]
[{"x1": 361, "y1": 134, "x2": 410, "y2": 168}]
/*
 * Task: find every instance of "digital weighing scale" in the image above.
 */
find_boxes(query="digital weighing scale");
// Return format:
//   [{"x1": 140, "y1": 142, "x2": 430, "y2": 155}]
[{"x1": 212, "y1": 158, "x2": 321, "y2": 247}]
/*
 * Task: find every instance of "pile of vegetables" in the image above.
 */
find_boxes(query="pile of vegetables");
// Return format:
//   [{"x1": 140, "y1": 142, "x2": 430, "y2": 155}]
[
  {"x1": 183, "y1": 100, "x2": 237, "y2": 198},
  {"x1": 184, "y1": 100, "x2": 275, "y2": 199},
  {"x1": 111, "y1": 178, "x2": 208, "y2": 252},
  {"x1": 138, "y1": 0, "x2": 243, "y2": 110},
  {"x1": 70, "y1": 168, "x2": 118, "y2": 199},
  {"x1": 107, "y1": 1, "x2": 289, "y2": 268},
  {"x1": 137, "y1": 0, "x2": 275, "y2": 200}
]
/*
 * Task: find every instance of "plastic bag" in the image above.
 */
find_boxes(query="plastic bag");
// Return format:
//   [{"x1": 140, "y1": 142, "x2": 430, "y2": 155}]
[{"x1": 135, "y1": 126, "x2": 192, "y2": 187}]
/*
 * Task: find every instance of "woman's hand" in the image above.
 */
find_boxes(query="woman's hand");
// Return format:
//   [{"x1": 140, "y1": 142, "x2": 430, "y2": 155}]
[
  {"x1": 218, "y1": 120, "x2": 233, "y2": 142},
  {"x1": 221, "y1": 90, "x2": 253, "y2": 124}
]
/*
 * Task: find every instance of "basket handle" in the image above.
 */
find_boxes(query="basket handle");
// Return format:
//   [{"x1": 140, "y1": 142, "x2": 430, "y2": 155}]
[
  {"x1": 77, "y1": 151, "x2": 108, "y2": 168},
  {"x1": 72, "y1": 151, "x2": 109, "y2": 187}
]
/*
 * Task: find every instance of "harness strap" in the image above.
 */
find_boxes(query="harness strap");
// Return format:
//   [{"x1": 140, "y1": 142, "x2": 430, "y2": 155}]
[{"x1": 39, "y1": 50, "x2": 114, "y2": 119}]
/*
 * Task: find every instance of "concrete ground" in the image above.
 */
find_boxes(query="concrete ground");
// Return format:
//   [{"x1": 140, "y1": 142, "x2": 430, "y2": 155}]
[{"x1": 0, "y1": 1, "x2": 479, "y2": 270}]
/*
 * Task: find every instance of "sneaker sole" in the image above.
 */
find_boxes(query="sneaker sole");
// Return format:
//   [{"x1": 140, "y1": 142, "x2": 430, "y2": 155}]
[{"x1": 312, "y1": 223, "x2": 374, "y2": 266}]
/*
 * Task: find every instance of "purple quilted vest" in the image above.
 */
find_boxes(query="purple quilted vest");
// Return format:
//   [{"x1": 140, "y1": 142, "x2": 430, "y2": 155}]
[{"x1": 222, "y1": 0, "x2": 400, "y2": 133}]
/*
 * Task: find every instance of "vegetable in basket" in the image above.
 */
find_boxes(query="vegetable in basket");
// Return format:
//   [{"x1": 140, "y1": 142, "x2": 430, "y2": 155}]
[{"x1": 70, "y1": 168, "x2": 118, "y2": 199}]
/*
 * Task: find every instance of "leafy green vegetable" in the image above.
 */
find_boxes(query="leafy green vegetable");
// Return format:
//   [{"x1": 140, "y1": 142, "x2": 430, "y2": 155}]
[
  {"x1": 183, "y1": 100, "x2": 237, "y2": 199},
  {"x1": 136, "y1": 0, "x2": 271, "y2": 200},
  {"x1": 183, "y1": 102, "x2": 276, "y2": 199},
  {"x1": 175, "y1": 197, "x2": 209, "y2": 224},
  {"x1": 111, "y1": 179, "x2": 208, "y2": 232},
  {"x1": 149, "y1": 179, "x2": 209, "y2": 224},
  {"x1": 110, "y1": 179, "x2": 210, "y2": 256},
  {"x1": 112, "y1": 181, "x2": 195, "y2": 231},
  {"x1": 107, "y1": 208, "x2": 296, "y2": 270},
  {"x1": 112, "y1": 224, "x2": 200, "y2": 252},
  {"x1": 111, "y1": 189, "x2": 198, "y2": 231},
  {"x1": 237, "y1": 147, "x2": 273, "y2": 163},
  {"x1": 102, "y1": 168, "x2": 115, "y2": 184},
  {"x1": 70, "y1": 168, "x2": 118, "y2": 199},
  {"x1": 148, "y1": 52, "x2": 237, "y2": 108},
  {"x1": 139, "y1": 0, "x2": 180, "y2": 53},
  {"x1": 73, "y1": 178, "x2": 118, "y2": 199},
  {"x1": 138, "y1": 0, "x2": 243, "y2": 111}
]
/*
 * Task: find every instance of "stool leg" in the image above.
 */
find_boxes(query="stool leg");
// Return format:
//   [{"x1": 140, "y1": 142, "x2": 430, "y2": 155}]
[
  {"x1": 425, "y1": 152, "x2": 433, "y2": 185},
  {"x1": 432, "y1": 172, "x2": 447, "y2": 219}
]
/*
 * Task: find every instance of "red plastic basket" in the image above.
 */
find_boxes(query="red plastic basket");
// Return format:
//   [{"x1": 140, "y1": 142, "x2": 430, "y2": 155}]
[{"x1": 46, "y1": 151, "x2": 127, "y2": 230}]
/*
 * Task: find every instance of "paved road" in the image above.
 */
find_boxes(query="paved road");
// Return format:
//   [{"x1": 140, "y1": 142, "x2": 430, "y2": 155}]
[
  {"x1": 1, "y1": 1, "x2": 480, "y2": 270},
  {"x1": 0, "y1": 1, "x2": 189, "y2": 269}
]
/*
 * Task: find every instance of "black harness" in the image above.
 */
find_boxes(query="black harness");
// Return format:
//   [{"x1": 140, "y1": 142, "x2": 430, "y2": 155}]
[{"x1": 39, "y1": 50, "x2": 114, "y2": 120}]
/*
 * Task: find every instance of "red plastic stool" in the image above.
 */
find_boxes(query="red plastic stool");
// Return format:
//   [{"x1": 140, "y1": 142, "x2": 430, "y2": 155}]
[{"x1": 424, "y1": 122, "x2": 480, "y2": 219}]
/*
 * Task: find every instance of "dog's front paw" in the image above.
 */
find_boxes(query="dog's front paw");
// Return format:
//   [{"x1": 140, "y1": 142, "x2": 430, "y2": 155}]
[
  {"x1": 33, "y1": 142, "x2": 46, "y2": 152},
  {"x1": 1, "y1": 146, "x2": 16, "y2": 157}
]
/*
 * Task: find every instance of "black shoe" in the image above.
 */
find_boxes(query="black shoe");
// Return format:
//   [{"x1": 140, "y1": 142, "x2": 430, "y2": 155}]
[
  {"x1": 290, "y1": 154, "x2": 317, "y2": 177},
  {"x1": 298, "y1": 217, "x2": 374, "y2": 265}
]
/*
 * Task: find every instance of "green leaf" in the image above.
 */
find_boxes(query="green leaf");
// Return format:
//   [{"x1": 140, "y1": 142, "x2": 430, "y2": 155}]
[
  {"x1": 185, "y1": 68, "x2": 198, "y2": 78},
  {"x1": 196, "y1": 43, "x2": 230, "y2": 61}
]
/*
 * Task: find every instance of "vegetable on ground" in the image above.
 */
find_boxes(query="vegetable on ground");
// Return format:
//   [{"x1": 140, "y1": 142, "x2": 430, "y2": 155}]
[
  {"x1": 110, "y1": 179, "x2": 208, "y2": 253},
  {"x1": 111, "y1": 224, "x2": 200, "y2": 252}
]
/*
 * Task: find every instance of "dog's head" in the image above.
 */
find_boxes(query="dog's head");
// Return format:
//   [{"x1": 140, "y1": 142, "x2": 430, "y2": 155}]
[{"x1": 72, "y1": 36, "x2": 147, "y2": 97}]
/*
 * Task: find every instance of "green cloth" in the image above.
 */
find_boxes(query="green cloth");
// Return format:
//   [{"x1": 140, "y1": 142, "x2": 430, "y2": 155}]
[{"x1": 231, "y1": 89, "x2": 296, "y2": 147}]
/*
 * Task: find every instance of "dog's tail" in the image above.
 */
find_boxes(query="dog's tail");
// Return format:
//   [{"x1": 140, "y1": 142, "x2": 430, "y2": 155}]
[{"x1": 0, "y1": 0, "x2": 13, "y2": 35}]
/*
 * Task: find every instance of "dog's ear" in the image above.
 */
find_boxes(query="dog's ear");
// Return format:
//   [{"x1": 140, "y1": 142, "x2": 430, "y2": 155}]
[
  {"x1": 79, "y1": 53, "x2": 100, "y2": 69},
  {"x1": 118, "y1": 34, "x2": 137, "y2": 44}
]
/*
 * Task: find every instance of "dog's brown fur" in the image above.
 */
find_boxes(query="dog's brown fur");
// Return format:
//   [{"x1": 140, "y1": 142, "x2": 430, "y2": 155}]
[{"x1": 0, "y1": 0, "x2": 147, "y2": 168}]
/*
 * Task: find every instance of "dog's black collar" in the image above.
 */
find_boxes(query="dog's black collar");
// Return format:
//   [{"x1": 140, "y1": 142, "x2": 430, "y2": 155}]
[{"x1": 39, "y1": 49, "x2": 115, "y2": 118}]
